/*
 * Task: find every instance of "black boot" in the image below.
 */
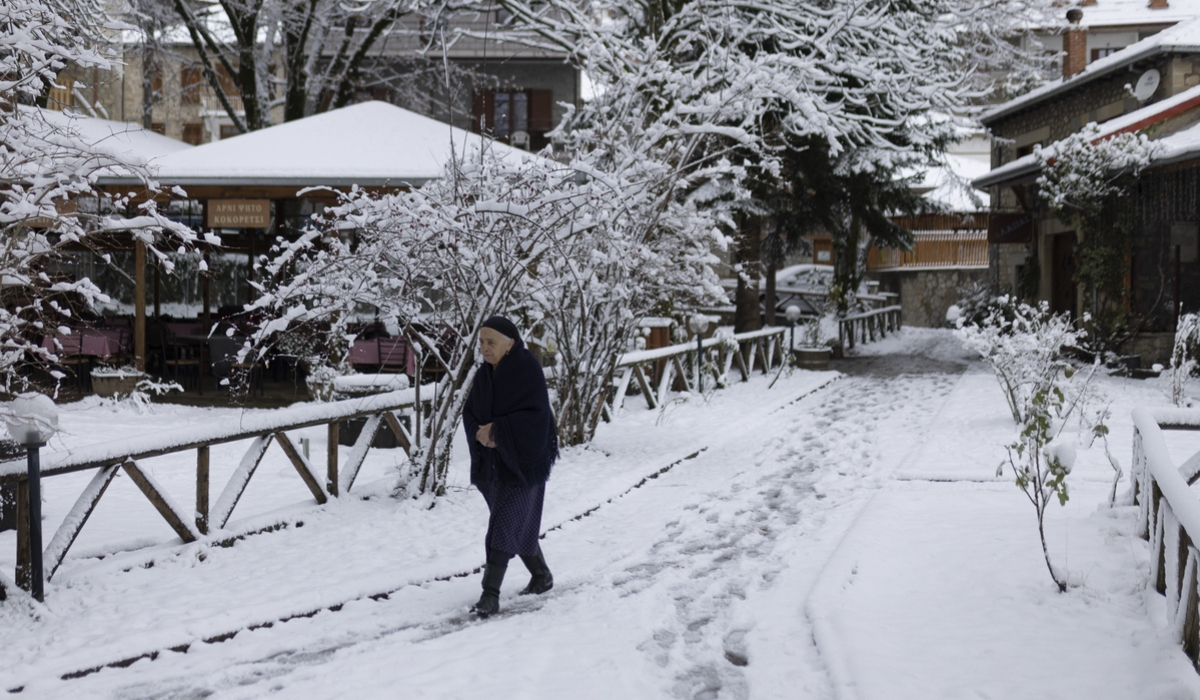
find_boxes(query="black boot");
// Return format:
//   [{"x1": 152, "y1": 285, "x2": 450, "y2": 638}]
[
  {"x1": 519, "y1": 545, "x2": 554, "y2": 596},
  {"x1": 471, "y1": 548, "x2": 510, "y2": 617}
]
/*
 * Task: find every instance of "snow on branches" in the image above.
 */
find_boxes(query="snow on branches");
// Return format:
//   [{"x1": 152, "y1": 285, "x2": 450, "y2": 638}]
[
  {"x1": 249, "y1": 149, "x2": 725, "y2": 496},
  {"x1": 1035, "y1": 124, "x2": 1159, "y2": 216},
  {"x1": 1, "y1": 0, "x2": 209, "y2": 393}
]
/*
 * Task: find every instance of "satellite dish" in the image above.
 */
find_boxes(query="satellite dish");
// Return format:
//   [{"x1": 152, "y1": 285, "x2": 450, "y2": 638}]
[{"x1": 1134, "y1": 69, "x2": 1161, "y2": 101}]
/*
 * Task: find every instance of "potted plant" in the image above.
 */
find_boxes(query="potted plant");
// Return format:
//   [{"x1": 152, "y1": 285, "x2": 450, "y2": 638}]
[
  {"x1": 793, "y1": 319, "x2": 832, "y2": 370},
  {"x1": 90, "y1": 365, "x2": 147, "y2": 397}
]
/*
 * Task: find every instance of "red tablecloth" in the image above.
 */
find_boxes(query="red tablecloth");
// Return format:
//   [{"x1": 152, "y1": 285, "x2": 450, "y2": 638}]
[
  {"x1": 42, "y1": 329, "x2": 126, "y2": 359},
  {"x1": 349, "y1": 338, "x2": 415, "y2": 375}
]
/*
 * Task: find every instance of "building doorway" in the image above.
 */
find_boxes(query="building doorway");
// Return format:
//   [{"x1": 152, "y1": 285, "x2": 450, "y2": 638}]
[{"x1": 1051, "y1": 233, "x2": 1077, "y2": 316}]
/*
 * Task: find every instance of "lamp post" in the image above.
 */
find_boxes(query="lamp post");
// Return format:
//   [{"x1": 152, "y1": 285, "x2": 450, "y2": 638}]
[
  {"x1": 689, "y1": 314, "x2": 709, "y2": 393},
  {"x1": 786, "y1": 305, "x2": 802, "y2": 354},
  {"x1": 5, "y1": 393, "x2": 58, "y2": 602}
]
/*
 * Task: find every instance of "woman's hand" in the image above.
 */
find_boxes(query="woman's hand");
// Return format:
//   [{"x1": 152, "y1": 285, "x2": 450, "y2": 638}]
[{"x1": 477, "y1": 423, "x2": 497, "y2": 448}]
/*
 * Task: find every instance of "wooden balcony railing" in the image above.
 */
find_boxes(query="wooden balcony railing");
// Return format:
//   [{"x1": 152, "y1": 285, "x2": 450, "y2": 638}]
[{"x1": 867, "y1": 231, "x2": 989, "y2": 271}]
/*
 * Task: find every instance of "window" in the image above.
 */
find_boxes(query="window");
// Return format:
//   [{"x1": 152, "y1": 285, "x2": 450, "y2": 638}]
[
  {"x1": 150, "y1": 123, "x2": 166, "y2": 135},
  {"x1": 181, "y1": 64, "x2": 203, "y2": 104},
  {"x1": 219, "y1": 124, "x2": 239, "y2": 139},
  {"x1": 473, "y1": 89, "x2": 554, "y2": 148},
  {"x1": 182, "y1": 123, "x2": 204, "y2": 145},
  {"x1": 1091, "y1": 48, "x2": 1119, "y2": 62},
  {"x1": 496, "y1": 8, "x2": 514, "y2": 24}
]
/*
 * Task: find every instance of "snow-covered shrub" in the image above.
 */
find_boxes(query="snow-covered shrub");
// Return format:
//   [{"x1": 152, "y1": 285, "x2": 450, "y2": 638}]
[
  {"x1": 957, "y1": 301, "x2": 1105, "y2": 591},
  {"x1": 1171, "y1": 313, "x2": 1200, "y2": 407}
]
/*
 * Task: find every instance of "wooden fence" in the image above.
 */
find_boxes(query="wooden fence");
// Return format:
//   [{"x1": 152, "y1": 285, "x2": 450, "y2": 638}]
[
  {"x1": 838, "y1": 306, "x2": 902, "y2": 352},
  {"x1": 0, "y1": 388, "x2": 430, "y2": 594},
  {"x1": 1132, "y1": 407, "x2": 1200, "y2": 668},
  {"x1": 866, "y1": 231, "x2": 989, "y2": 271},
  {"x1": 0, "y1": 327, "x2": 790, "y2": 597},
  {"x1": 607, "y1": 327, "x2": 787, "y2": 418}
]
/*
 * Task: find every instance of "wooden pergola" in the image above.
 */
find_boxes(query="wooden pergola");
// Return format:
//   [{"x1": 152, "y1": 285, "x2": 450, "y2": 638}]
[{"x1": 95, "y1": 100, "x2": 523, "y2": 370}]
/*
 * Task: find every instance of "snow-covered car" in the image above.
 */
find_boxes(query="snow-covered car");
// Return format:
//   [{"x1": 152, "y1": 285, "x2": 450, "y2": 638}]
[{"x1": 720, "y1": 264, "x2": 836, "y2": 318}]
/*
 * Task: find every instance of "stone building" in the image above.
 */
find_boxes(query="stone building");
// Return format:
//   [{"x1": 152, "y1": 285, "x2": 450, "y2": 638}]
[
  {"x1": 48, "y1": 9, "x2": 579, "y2": 150},
  {"x1": 976, "y1": 11, "x2": 1200, "y2": 362}
]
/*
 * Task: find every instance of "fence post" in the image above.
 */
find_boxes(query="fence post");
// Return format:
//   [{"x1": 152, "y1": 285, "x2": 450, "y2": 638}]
[
  {"x1": 327, "y1": 422, "x2": 339, "y2": 497},
  {"x1": 196, "y1": 446, "x2": 209, "y2": 535}
]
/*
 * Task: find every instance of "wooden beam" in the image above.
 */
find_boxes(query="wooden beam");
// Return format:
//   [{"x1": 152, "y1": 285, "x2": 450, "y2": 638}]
[
  {"x1": 327, "y1": 422, "x2": 339, "y2": 497},
  {"x1": 211, "y1": 434, "x2": 273, "y2": 530},
  {"x1": 611, "y1": 367, "x2": 634, "y2": 416},
  {"x1": 196, "y1": 446, "x2": 209, "y2": 534},
  {"x1": 274, "y1": 432, "x2": 328, "y2": 505},
  {"x1": 123, "y1": 460, "x2": 199, "y2": 543},
  {"x1": 632, "y1": 365, "x2": 657, "y2": 410},
  {"x1": 382, "y1": 411, "x2": 412, "y2": 455},
  {"x1": 134, "y1": 240, "x2": 146, "y2": 372},
  {"x1": 339, "y1": 415, "x2": 381, "y2": 494},
  {"x1": 44, "y1": 464, "x2": 120, "y2": 580}
]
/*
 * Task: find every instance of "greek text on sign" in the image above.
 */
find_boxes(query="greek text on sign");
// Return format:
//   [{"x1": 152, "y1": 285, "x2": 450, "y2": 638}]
[{"x1": 208, "y1": 200, "x2": 270, "y2": 228}]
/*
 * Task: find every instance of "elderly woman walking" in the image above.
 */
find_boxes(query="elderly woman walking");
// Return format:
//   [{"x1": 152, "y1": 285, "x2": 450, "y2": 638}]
[{"x1": 462, "y1": 316, "x2": 558, "y2": 617}]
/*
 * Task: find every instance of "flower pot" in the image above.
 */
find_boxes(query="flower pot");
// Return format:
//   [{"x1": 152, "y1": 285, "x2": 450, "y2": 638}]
[
  {"x1": 91, "y1": 369, "x2": 146, "y2": 397},
  {"x1": 792, "y1": 347, "x2": 831, "y2": 371}
]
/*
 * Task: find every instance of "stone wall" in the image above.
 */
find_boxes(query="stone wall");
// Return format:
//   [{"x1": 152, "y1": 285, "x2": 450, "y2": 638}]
[
  {"x1": 1122, "y1": 332, "x2": 1176, "y2": 366},
  {"x1": 870, "y1": 269, "x2": 990, "y2": 328}
]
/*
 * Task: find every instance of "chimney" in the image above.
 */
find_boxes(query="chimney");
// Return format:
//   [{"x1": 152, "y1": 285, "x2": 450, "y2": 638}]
[
  {"x1": 1149, "y1": 0, "x2": 1168, "y2": 8},
  {"x1": 1063, "y1": 9, "x2": 1087, "y2": 79}
]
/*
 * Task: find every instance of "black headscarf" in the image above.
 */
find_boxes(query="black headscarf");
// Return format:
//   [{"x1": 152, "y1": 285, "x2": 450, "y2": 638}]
[{"x1": 463, "y1": 319, "x2": 558, "y2": 487}]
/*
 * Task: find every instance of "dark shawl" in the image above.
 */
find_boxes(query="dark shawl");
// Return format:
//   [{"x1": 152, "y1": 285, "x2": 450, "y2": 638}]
[{"x1": 463, "y1": 336, "x2": 558, "y2": 487}]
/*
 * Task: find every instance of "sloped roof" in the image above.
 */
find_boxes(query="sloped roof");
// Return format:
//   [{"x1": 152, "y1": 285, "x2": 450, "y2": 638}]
[
  {"x1": 981, "y1": 15, "x2": 1200, "y2": 124},
  {"x1": 97, "y1": 101, "x2": 528, "y2": 189},
  {"x1": 974, "y1": 80, "x2": 1200, "y2": 188},
  {"x1": 1061, "y1": 0, "x2": 1200, "y2": 28}
]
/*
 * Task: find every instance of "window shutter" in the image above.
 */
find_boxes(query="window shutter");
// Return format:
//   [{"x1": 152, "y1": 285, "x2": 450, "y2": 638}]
[{"x1": 529, "y1": 89, "x2": 553, "y2": 132}]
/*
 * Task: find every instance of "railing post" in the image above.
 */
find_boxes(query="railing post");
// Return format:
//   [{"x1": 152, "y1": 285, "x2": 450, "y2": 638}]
[
  {"x1": 196, "y1": 446, "x2": 209, "y2": 535},
  {"x1": 327, "y1": 422, "x2": 339, "y2": 497}
]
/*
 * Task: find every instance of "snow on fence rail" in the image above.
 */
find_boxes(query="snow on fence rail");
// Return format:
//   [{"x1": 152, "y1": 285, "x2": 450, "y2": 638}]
[
  {"x1": 606, "y1": 327, "x2": 787, "y2": 418},
  {"x1": 838, "y1": 306, "x2": 902, "y2": 353},
  {"x1": 0, "y1": 387, "x2": 434, "y2": 595},
  {"x1": 1132, "y1": 407, "x2": 1200, "y2": 667}
]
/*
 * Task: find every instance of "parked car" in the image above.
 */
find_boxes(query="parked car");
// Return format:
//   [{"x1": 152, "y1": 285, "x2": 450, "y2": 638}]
[{"x1": 720, "y1": 264, "x2": 836, "y2": 319}]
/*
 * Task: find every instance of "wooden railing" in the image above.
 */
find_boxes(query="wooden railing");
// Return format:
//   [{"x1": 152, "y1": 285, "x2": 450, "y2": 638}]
[
  {"x1": 838, "y1": 306, "x2": 902, "y2": 352},
  {"x1": 1132, "y1": 407, "x2": 1200, "y2": 666},
  {"x1": 867, "y1": 231, "x2": 988, "y2": 271},
  {"x1": 607, "y1": 327, "x2": 787, "y2": 418},
  {"x1": 0, "y1": 388, "x2": 431, "y2": 595}
]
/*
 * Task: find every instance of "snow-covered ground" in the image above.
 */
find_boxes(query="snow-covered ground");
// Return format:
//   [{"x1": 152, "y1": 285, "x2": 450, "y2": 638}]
[{"x1": 3, "y1": 328, "x2": 1200, "y2": 699}]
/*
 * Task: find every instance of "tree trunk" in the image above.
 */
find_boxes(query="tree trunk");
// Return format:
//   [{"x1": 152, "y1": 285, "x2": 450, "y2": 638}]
[
  {"x1": 141, "y1": 54, "x2": 155, "y2": 130},
  {"x1": 734, "y1": 217, "x2": 763, "y2": 333},
  {"x1": 764, "y1": 259, "x2": 777, "y2": 326}
]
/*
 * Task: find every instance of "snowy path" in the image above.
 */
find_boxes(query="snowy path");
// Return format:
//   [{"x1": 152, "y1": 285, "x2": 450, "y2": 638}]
[{"x1": 4, "y1": 341, "x2": 965, "y2": 699}]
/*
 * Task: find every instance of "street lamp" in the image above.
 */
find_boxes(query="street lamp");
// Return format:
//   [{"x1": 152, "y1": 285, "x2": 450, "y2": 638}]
[
  {"x1": 786, "y1": 305, "x2": 802, "y2": 353},
  {"x1": 689, "y1": 314, "x2": 709, "y2": 393},
  {"x1": 5, "y1": 393, "x2": 58, "y2": 602}
]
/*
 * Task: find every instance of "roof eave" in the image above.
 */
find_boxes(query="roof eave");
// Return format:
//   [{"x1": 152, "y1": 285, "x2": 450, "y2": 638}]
[
  {"x1": 980, "y1": 44, "x2": 1199, "y2": 125},
  {"x1": 94, "y1": 176, "x2": 435, "y2": 189}
]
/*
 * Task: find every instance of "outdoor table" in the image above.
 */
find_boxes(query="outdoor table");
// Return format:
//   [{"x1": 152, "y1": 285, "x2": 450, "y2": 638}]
[
  {"x1": 166, "y1": 322, "x2": 204, "y2": 337},
  {"x1": 41, "y1": 330, "x2": 124, "y2": 359}
]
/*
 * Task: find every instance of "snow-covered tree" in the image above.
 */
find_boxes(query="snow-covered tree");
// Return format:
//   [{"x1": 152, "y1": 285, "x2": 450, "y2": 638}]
[
  {"x1": 1171, "y1": 313, "x2": 1200, "y2": 407},
  {"x1": 248, "y1": 146, "x2": 725, "y2": 494},
  {"x1": 1, "y1": 0, "x2": 211, "y2": 393},
  {"x1": 1035, "y1": 124, "x2": 1159, "y2": 351},
  {"x1": 492, "y1": 0, "x2": 1056, "y2": 322}
]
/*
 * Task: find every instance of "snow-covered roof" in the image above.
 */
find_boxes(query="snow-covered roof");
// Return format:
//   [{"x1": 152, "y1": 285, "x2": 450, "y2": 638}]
[
  {"x1": 982, "y1": 15, "x2": 1200, "y2": 124},
  {"x1": 96, "y1": 101, "x2": 529, "y2": 189},
  {"x1": 915, "y1": 153, "x2": 991, "y2": 213},
  {"x1": 974, "y1": 80, "x2": 1200, "y2": 188},
  {"x1": 1060, "y1": 0, "x2": 1200, "y2": 28}
]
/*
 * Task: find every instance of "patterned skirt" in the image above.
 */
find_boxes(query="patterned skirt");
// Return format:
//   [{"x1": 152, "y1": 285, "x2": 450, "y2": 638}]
[{"x1": 476, "y1": 478, "x2": 545, "y2": 557}]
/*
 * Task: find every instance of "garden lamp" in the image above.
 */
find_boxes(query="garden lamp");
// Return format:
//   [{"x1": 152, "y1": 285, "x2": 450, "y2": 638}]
[
  {"x1": 786, "y1": 305, "x2": 802, "y2": 351},
  {"x1": 5, "y1": 393, "x2": 58, "y2": 602}
]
